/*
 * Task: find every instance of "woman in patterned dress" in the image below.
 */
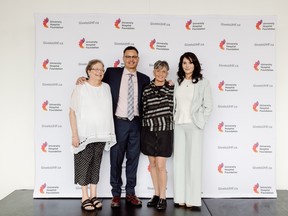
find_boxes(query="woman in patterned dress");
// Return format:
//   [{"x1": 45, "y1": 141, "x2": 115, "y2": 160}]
[{"x1": 141, "y1": 60, "x2": 174, "y2": 210}]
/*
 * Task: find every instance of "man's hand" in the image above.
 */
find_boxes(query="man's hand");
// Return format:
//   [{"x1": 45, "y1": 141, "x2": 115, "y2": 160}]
[
  {"x1": 76, "y1": 77, "x2": 87, "y2": 85},
  {"x1": 168, "y1": 79, "x2": 174, "y2": 86}
]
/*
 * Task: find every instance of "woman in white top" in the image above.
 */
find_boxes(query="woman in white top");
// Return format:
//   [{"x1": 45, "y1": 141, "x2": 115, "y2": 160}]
[
  {"x1": 173, "y1": 52, "x2": 213, "y2": 209},
  {"x1": 69, "y1": 59, "x2": 116, "y2": 211}
]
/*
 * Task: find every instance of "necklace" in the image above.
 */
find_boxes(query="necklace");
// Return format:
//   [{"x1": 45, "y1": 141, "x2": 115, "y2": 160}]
[{"x1": 184, "y1": 79, "x2": 191, "y2": 87}]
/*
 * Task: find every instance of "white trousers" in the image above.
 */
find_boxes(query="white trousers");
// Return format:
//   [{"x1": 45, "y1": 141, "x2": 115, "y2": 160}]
[{"x1": 173, "y1": 122, "x2": 203, "y2": 206}]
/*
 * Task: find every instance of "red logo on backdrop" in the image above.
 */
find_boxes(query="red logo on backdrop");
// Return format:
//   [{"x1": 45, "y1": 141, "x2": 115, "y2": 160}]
[
  {"x1": 218, "y1": 121, "x2": 224, "y2": 132},
  {"x1": 253, "y1": 183, "x2": 259, "y2": 193},
  {"x1": 219, "y1": 39, "x2": 226, "y2": 50},
  {"x1": 253, "y1": 101, "x2": 259, "y2": 112},
  {"x1": 218, "y1": 163, "x2": 224, "y2": 173},
  {"x1": 79, "y1": 38, "x2": 85, "y2": 48},
  {"x1": 218, "y1": 80, "x2": 224, "y2": 91},
  {"x1": 185, "y1": 19, "x2": 192, "y2": 30},
  {"x1": 41, "y1": 142, "x2": 48, "y2": 152},
  {"x1": 42, "y1": 100, "x2": 48, "y2": 111},
  {"x1": 150, "y1": 39, "x2": 156, "y2": 49},
  {"x1": 114, "y1": 18, "x2": 121, "y2": 29},
  {"x1": 254, "y1": 60, "x2": 260, "y2": 71},
  {"x1": 42, "y1": 59, "x2": 49, "y2": 69},
  {"x1": 256, "y1": 20, "x2": 262, "y2": 30},
  {"x1": 43, "y1": 17, "x2": 49, "y2": 28},
  {"x1": 40, "y1": 183, "x2": 46, "y2": 194},
  {"x1": 253, "y1": 142, "x2": 259, "y2": 153},
  {"x1": 114, "y1": 59, "x2": 120, "y2": 67}
]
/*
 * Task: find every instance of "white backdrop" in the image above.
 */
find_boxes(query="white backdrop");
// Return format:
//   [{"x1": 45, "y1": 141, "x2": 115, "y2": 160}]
[{"x1": 34, "y1": 14, "x2": 276, "y2": 198}]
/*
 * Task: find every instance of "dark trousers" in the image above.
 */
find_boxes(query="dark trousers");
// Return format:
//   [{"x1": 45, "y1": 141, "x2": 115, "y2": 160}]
[{"x1": 110, "y1": 117, "x2": 141, "y2": 196}]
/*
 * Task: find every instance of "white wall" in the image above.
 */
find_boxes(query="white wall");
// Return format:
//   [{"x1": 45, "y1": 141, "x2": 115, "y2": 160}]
[{"x1": 0, "y1": 0, "x2": 287, "y2": 200}]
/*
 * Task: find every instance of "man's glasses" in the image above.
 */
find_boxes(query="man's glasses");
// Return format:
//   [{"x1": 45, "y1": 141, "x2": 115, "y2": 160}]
[{"x1": 124, "y1": 55, "x2": 138, "y2": 60}]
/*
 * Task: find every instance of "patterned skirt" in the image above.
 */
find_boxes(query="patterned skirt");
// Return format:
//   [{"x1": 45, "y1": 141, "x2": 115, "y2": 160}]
[{"x1": 74, "y1": 142, "x2": 105, "y2": 186}]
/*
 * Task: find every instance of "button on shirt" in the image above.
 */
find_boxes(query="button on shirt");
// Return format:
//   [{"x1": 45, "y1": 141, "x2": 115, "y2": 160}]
[{"x1": 115, "y1": 68, "x2": 139, "y2": 118}]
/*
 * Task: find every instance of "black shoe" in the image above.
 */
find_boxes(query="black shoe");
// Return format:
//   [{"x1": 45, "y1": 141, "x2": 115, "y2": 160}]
[
  {"x1": 147, "y1": 195, "x2": 159, "y2": 207},
  {"x1": 191, "y1": 206, "x2": 201, "y2": 211},
  {"x1": 156, "y1": 199, "x2": 167, "y2": 210}
]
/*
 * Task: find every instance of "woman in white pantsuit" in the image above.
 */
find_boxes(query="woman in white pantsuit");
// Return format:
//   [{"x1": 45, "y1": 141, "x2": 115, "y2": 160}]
[{"x1": 173, "y1": 52, "x2": 213, "y2": 209}]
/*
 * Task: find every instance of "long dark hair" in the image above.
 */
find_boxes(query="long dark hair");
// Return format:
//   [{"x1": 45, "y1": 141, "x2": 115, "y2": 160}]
[{"x1": 177, "y1": 52, "x2": 203, "y2": 85}]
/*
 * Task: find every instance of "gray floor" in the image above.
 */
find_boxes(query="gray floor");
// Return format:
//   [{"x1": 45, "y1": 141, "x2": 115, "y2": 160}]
[{"x1": 0, "y1": 190, "x2": 287, "y2": 216}]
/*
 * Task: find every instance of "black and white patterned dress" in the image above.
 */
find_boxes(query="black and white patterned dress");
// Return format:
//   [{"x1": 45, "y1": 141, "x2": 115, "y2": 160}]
[{"x1": 140, "y1": 80, "x2": 174, "y2": 157}]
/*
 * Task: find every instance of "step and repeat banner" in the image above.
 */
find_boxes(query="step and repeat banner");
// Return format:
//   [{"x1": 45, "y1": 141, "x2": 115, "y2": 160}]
[{"x1": 34, "y1": 14, "x2": 276, "y2": 198}]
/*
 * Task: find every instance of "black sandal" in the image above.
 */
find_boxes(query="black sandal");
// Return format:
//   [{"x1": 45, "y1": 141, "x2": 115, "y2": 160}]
[
  {"x1": 81, "y1": 199, "x2": 95, "y2": 211},
  {"x1": 91, "y1": 197, "x2": 103, "y2": 209}
]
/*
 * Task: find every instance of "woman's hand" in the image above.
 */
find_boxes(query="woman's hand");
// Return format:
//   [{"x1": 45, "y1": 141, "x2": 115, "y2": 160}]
[{"x1": 72, "y1": 136, "x2": 80, "y2": 147}]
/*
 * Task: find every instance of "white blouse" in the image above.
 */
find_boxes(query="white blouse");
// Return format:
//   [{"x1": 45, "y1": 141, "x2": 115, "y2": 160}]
[
  {"x1": 174, "y1": 79, "x2": 195, "y2": 124},
  {"x1": 70, "y1": 82, "x2": 116, "y2": 154}
]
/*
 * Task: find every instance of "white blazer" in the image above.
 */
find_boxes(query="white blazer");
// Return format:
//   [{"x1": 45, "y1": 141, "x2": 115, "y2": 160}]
[{"x1": 174, "y1": 77, "x2": 213, "y2": 129}]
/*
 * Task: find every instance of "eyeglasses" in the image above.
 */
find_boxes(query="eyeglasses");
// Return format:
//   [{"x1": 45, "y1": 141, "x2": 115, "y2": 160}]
[
  {"x1": 91, "y1": 68, "x2": 105, "y2": 73},
  {"x1": 124, "y1": 55, "x2": 138, "y2": 60}
]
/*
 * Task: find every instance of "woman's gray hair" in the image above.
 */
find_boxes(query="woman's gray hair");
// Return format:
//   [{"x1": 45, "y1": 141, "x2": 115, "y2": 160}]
[{"x1": 154, "y1": 60, "x2": 169, "y2": 71}]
